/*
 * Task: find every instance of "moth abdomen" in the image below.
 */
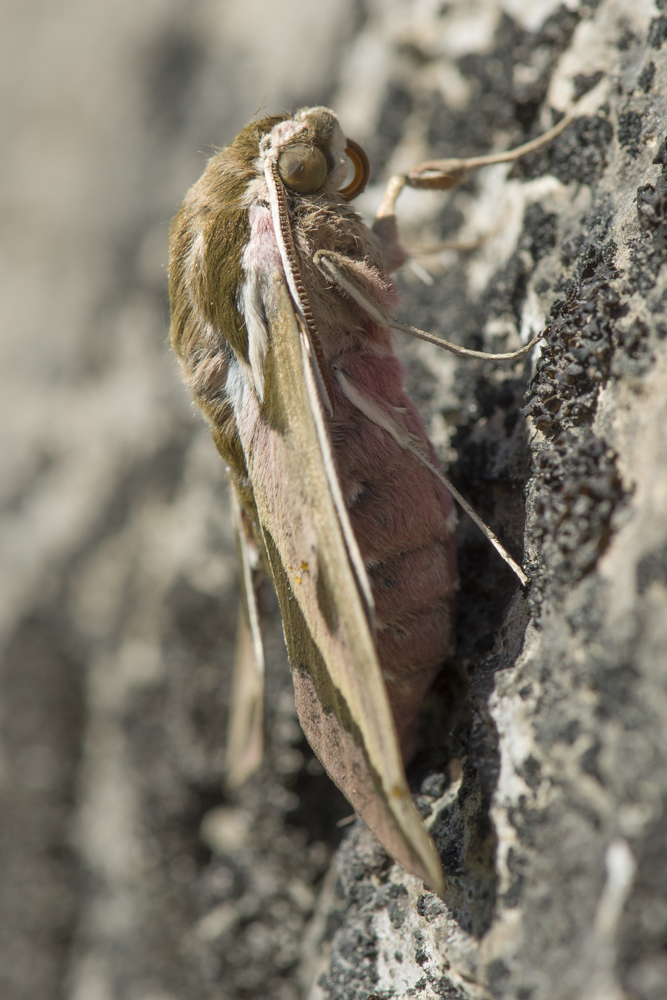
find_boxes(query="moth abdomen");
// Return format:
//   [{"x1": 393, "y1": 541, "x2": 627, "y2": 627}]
[{"x1": 329, "y1": 347, "x2": 457, "y2": 760}]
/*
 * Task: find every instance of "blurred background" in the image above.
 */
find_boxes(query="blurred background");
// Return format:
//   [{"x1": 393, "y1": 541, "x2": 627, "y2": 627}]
[{"x1": 0, "y1": 2, "x2": 372, "y2": 998}]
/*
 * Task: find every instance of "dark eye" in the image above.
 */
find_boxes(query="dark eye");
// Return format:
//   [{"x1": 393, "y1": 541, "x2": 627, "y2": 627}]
[{"x1": 277, "y1": 144, "x2": 328, "y2": 193}]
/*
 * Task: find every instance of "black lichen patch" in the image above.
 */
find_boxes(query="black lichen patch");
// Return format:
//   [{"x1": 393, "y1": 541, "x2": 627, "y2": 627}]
[
  {"x1": 433, "y1": 800, "x2": 466, "y2": 877},
  {"x1": 573, "y1": 71, "x2": 604, "y2": 101},
  {"x1": 387, "y1": 884, "x2": 410, "y2": 929},
  {"x1": 648, "y1": 14, "x2": 667, "y2": 49},
  {"x1": 517, "y1": 115, "x2": 614, "y2": 186},
  {"x1": 525, "y1": 246, "x2": 621, "y2": 434},
  {"x1": 629, "y1": 145, "x2": 667, "y2": 293},
  {"x1": 502, "y1": 847, "x2": 529, "y2": 907},
  {"x1": 527, "y1": 431, "x2": 623, "y2": 596},
  {"x1": 524, "y1": 203, "x2": 559, "y2": 263},
  {"x1": 618, "y1": 109, "x2": 645, "y2": 155},
  {"x1": 431, "y1": 761, "x2": 497, "y2": 937},
  {"x1": 318, "y1": 911, "x2": 379, "y2": 1000},
  {"x1": 637, "y1": 61, "x2": 656, "y2": 93}
]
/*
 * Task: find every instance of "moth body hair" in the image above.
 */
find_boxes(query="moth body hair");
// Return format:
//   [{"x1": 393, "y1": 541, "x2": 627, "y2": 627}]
[
  {"x1": 186, "y1": 230, "x2": 206, "y2": 288},
  {"x1": 239, "y1": 272, "x2": 268, "y2": 401},
  {"x1": 225, "y1": 354, "x2": 247, "y2": 417},
  {"x1": 259, "y1": 116, "x2": 304, "y2": 154},
  {"x1": 242, "y1": 174, "x2": 270, "y2": 209}
]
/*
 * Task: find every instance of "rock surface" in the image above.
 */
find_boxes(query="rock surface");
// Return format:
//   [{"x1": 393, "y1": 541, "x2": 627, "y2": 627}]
[{"x1": 1, "y1": 2, "x2": 666, "y2": 999}]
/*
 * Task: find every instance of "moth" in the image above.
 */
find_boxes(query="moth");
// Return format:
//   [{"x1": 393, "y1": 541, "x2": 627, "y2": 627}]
[{"x1": 168, "y1": 104, "x2": 577, "y2": 897}]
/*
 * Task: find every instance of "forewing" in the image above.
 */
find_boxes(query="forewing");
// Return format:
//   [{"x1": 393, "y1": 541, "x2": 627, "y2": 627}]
[
  {"x1": 225, "y1": 490, "x2": 266, "y2": 790},
  {"x1": 236, "y1": 269, "x2": 444, "y2": 895}
]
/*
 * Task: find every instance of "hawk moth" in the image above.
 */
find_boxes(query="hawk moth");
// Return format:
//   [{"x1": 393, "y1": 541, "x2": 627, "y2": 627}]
[{"x1": 168, "y1": 104, "x2": 578, "y2": 896}]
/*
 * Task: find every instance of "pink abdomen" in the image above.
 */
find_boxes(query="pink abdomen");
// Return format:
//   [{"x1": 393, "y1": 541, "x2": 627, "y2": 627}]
[{"x1": 330, "y1": 347, "x2": 457, "y2": 761}]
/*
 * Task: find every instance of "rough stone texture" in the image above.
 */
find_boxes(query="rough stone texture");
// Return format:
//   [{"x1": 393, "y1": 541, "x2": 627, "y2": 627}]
[{"x1": 2, "y1": 1, "x2": 667, "y2": 999}]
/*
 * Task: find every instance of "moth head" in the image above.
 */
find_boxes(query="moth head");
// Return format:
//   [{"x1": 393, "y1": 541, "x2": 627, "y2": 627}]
[{"x1": 261, "y1": 106, "x2": 370, "y2": 201}]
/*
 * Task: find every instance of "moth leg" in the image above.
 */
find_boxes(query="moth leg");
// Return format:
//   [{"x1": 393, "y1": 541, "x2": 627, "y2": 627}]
[
  {"x1": 404, "y1": 235, "x2": 490, "y2": 284},
  {"x1": 374, "y1": 77, "x2": 608, "y2": 238},
  {"x1": 314, "y1": 249, "x2": 542, "y2": 361},
  {"x1": 225, "y1": 490, "x2": 266, "y2": 790},
  {"x1": 375, "y1": 107, "x2": 578, "y2": 230},
  {"x1": 406, "y1": 235, "x2": 488, "y2": 257},
  {"x1": 404, "y1": 445, "x2": 529, "y2": 588},
  {"x1": 335, "y1": 367, "x2": 529, "y2": 587}
]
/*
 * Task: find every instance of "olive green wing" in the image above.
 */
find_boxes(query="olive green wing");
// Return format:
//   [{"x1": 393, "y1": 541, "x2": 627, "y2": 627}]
[
  {"x1": 237, "y1": 268, "x2": 444, "y2": 895},
  {"x1": 225, "y1": 491, "x2": 266, "y2": 791}
]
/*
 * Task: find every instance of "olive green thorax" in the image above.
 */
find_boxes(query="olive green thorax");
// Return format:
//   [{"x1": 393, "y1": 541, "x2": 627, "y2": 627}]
[
  {"x1": 168, "y1": 114, "x2": 291, "y2": 500},
  {"x1": 169, "y1": 113, "x2": 289, "y2": 368}
]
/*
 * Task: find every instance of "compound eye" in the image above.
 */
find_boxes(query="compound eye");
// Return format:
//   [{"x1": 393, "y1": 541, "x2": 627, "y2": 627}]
[{"x1": 277, "y1": 144, "x2": 328, "y2": 193}]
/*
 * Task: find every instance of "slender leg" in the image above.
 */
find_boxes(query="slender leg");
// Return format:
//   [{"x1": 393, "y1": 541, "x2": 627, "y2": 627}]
[{"x1": 374, "y1": 79, "x2": 608, "y2": 224}]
